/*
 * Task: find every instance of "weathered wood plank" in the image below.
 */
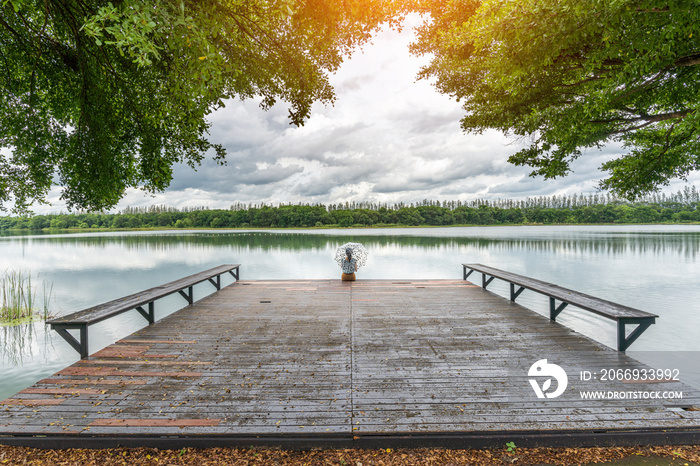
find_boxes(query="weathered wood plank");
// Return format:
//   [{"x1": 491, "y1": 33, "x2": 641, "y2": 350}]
[
  {"x1": 48, "y1": 264, "x2": 240, "y2": 325},
  {"x1": 1, "y1": 279, "x2": 698, "y2": 446},
  {"x1": 463, "y1": 263, "x2": 658, "y2": 320}
]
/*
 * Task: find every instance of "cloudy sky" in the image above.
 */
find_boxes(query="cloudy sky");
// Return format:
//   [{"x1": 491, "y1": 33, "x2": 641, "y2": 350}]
[{"x1": 35, "y1": 15, "x2": 700, "y2": 213}]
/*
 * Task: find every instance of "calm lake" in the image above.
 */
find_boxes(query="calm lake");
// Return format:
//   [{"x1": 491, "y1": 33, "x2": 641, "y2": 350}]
[{"x1": 1, "y1": 225, "x2": 699, "y2": 400}]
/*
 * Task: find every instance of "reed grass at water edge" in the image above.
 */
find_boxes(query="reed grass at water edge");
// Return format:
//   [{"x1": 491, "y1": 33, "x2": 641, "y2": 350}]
[{"x1": 0, "y1": 269, "x2": 53, "y2": 324}]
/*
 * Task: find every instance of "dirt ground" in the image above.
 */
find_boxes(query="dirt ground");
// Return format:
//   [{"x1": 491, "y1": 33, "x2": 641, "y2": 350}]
[{"x1": 0, "y1": 445, "x2": 699, "y2": 466}]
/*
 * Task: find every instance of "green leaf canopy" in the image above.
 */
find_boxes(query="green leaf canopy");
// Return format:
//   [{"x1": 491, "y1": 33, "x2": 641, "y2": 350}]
[
  {"x1": 0, "y1": 0, "x2": 394, "y2": 212},
  {"x1": 412, "y1": 0, "x2": 700, "y2": 199}
]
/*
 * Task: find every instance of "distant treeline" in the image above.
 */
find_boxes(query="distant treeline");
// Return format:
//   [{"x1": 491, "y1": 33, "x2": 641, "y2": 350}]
[{"x1": 1, "y1": 187, "x2": 699, "y2": 230}]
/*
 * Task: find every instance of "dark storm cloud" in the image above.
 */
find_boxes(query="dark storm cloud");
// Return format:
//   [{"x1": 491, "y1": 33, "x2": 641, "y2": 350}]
[
  {"x1": 263, "y1": 121, "x2": 371, "y2": 163},
  {"x1": 243, "y1": 163, "x2": 305, "y2": 185},
  {"x1": 372, "y1": 155, "x2": 506, "y2": 194},
  {"x1": 168, "y1": 157, "x2": 305, "y2": 193}
]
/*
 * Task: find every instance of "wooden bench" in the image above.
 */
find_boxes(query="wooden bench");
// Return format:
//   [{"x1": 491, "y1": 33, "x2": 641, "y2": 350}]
[
  {"x1": 48, "y1": 264, "x2": 240, "y2": 358},
  {"x1": 462, "y1": 263, "x2": 657, "y2": 352}
]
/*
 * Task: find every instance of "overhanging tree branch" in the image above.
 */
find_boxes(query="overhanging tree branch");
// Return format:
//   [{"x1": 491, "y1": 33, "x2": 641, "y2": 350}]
[
  {"x1": 1, "y1": 0, "x2": 391, "y2": 212},
  {"x1": 592, "y1": 109, "x2": 692, "y2": 124},
  {"x1": 413, "y1": 0, "x2": 700, "y2": 198},
  {"x1": 674, "y1": 53, "x2": 700, "y2": 67}
]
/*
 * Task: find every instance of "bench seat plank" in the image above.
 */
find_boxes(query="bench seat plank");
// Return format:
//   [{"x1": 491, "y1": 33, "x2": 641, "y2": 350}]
[
  {"x1": 48, "y1": 265, "x2": 239, "y2": 326},
  {"x1": 47, "y1": 265, "x2": 240, "y2": 358},
  {"x1": 463, "y1": 263, "x2": 658, "y2": 320}
]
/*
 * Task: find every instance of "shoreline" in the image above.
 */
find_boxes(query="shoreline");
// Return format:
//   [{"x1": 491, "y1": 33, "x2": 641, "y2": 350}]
[{"x1": 1, "y1": 221, "x2": 699, "y2": 235}]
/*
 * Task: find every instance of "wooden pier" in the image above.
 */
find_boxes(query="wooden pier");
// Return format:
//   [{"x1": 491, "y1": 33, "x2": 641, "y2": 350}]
[{"x1": 1, "y1": 279, "x2": 699, "y2": 448}]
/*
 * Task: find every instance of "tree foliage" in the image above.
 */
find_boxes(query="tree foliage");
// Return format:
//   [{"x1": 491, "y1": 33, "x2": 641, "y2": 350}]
[
  {"x1": 412, "y1": 0, "x2": 700, "y2": 199},
  {"x1": 0, "y1": 0, "x2": 394, "y2": 213}
]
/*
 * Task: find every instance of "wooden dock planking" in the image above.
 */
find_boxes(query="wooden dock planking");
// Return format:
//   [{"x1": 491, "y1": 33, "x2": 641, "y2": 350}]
[
  {"x1": 349, "y1": 282, "x2": 681, "y2": 433},
  {"x1": 1, "y1": 279, "x2": 699, "y2": 447}
]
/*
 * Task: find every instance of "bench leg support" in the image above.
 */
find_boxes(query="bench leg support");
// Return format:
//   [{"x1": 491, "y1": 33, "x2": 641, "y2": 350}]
[
  {"x1": 482, "y1": 274, "x2": 495, "y2": 290},
  {"x1": 53, "y1": 325, "x2": 89, "y2": 359},
  {"x1": 135, "y1": 302, "x2": 155, "y2": 324},
  {"x1": 618, "y1": 318, "x2": 655, "y2": 352},
  {"x1": 549, "y1": 298, "x2": 568, "y2": 321},
  {"x1": 229, "y1": 268, "x2": 239, "y2": 281},
  {"x1": 510, "y1": 283, "x2": 525, "y2": 302},
  {"x1": 178, "y1": 286, "x2": 194, "y2": 305},
  {"x1": 463, "y1": 266, "x2": 474, "y2": 281},
  {"x1": 208, "y1": 275, "x2": 221, "y2": 290}
]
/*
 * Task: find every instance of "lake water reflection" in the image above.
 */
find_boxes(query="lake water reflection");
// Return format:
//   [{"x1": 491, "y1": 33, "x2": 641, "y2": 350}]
[{"x1": 1, "y1": 225, "x2": 699, "y2": 399}]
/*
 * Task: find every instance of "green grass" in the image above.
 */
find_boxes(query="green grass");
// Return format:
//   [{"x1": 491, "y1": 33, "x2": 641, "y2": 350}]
[{"x1": 0, "y1": 269, "x2": 53, "y2": 325}]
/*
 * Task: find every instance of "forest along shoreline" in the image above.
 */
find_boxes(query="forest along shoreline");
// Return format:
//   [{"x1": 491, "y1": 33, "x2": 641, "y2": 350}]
[{"x1": 2, "y1": 187, "x2": 700, "y2": 231}]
